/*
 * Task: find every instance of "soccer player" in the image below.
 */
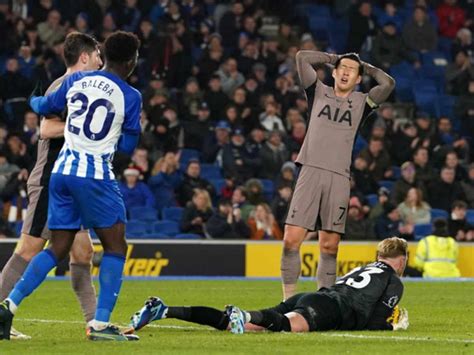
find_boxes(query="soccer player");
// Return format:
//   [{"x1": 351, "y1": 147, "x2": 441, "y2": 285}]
[
  {"x1": 0, "y1": 31, "x2": 142, "y2": 341},
  {"x1": 0, "y1": 32, "x2": 102, "y2": 340},
  {"x1": 281, "y1": 51, "x2": 395, "y2": 299},
  {"x1": 128, "y1": 237, "x2": 409, "y2": 333}
]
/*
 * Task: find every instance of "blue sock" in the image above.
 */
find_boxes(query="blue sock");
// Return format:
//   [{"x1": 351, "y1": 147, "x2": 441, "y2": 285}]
[
  {"x1": 8, "y1": 249, "x2": 57, "y2": 308},
  {"x1": 95, "y1": 252, "x2": 125, "y2": 322}
]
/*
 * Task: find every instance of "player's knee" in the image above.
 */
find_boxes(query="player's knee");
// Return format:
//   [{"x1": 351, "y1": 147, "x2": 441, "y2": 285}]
[
  {"x1": 283, "y1": 225, "x2": 306, "y2": 250},
  {"x1": 70, "y1": 245, "x2": 93, "y2": 264},
  {"x1": 319, "y1": 239, "x2": 339, "y2": 254},
  {"x1": 16, "y1": 234, "x2": 46, "y2": 262}
]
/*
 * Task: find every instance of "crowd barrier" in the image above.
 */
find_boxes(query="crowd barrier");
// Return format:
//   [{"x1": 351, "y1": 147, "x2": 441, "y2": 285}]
[{"x1": 1, "y1": 240, "x2": 473, "y2": 277}]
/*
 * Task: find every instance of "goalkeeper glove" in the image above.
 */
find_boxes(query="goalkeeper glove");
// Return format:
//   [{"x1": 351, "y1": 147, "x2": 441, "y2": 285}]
[{"x1": 392, "y1": 308, "x2": 409, "y2": 331}]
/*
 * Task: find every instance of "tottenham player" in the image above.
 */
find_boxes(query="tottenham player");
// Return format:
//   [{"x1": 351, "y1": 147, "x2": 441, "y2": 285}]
[
  {"x1": 128, "y1": 237, "x2": 408, "y2": 333},
  {"x1": 0, "y1": 31, "x2": 141, "y2": 341},
  {"x1": 281, "y1": 51, "x2": 396, "y2": 299},
  {"x1": 0, "y1": 32, "x2": 102, "y2": 340}
]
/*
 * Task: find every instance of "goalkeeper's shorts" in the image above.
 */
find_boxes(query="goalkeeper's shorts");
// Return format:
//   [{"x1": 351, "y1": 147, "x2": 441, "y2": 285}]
[{"x1": 292, "y1": 293, "x2": 342, "y2": 331}]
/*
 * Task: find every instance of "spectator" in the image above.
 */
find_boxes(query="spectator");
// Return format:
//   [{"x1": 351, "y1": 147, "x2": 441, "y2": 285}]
[
  {"x1": 177, "y1": 159, "x2": 215, "y2": 206},
  {"x1": 352, "y1": 156, "x2": 380, "y2": 195},
  {"x1": 345, "y1": 196, "x2": 375, "y2": 241},
  {"x1": 117, "y1": 0, "x2": 141, "y2": 33},
  {"x1": 271, "y1": 183, "x2": 292, "y2": 231},
  {"x1": 205, "y1": 198, "x2": 250, "y2": 239},
  {"x1": 148, "y1": 152, "x2": 182, "y2": 210},
  {"x1": 17, "y1": 44, "x2": 37, "y2": 79},
  {"x1": 130, "y1": 147, "x2": 152, "y2": 181},
  {"x1": 276, "y1": 21, "x2": 299, "y2": 54},
  {"x1": 431, "y1": 117, "x2": 470, "y2": 163},
  {"x1": 245, "y1": 178, "x2": 265, "y2": 205},
  {"x1": 412, "y1": 147, "x2": 437, "y2": 189},
  {"x1": 216, "y1": 57, "x2": 245, "y2": 96},
  {"x1": 371, "y1": 22, "x2": 418, "y2": 71},
  {"x1": 402, "y1": 5, "x2": 438, "y2": 52},
  {"x1": 220, "y1": 173, "x2": 236, "y2": 200},
  {"x1": 375, "y1": 202, "x2": 414, "y2": 240},
  {"x1": 218, "y1": 0, "x2": 244, "y2": 48},
  {"x1": 0, "y1": 58, "x2": 32, "y2": 129},
  {"x1": 444, "y1": 150, "x2": 468, "y2": 182},
  {"x1": 259, "y1": 102, "x2": 285, "y2": 133},
  {"x1": 428, "y1": 166, "x2": 466, "y2": 210},
  {"x1": 391, "y1": 161, "x2": 425, "y2": 205},
  {"x1": 37, "y1": 10, "x2": 66, "y2": 47},
  {"x1": 358, "y1": 137, "x2": 392, "y2": 181},
  {"x1": 461, "y1": 164, "x2": 474, "y2": 208},
  {"x1": 275, "y1": 161, "x2": 296, "y2": 188},
  {"x1": 231, "y1": 185, "x2": 254, "y2": 222},
  {"x1": 452, "y1": 28, "x2": 474, "y2": 58},
  {"x1": 347, "y1": 1, "x2": 377, "y2": 53},
  {"x1": 415, "y1": 218, "x2": 461, "y2": 277},
  {"x1": 183, "y1": 102, "x2": 212, "y2": 151},
  {"x1": 22, "y1": 111, "x2": 40, "y2": 148},
  {"x1": 436, "y1": 0, "x2": 466, "y2": 39},
  {"x1": 231, "y1": 87, "x2": 254, "y2": 133},
  {"x1": 0, "y1": 151, "x2": 20, "y2": 191},
  {"x1": 391, "y1": 121, "x2": 420, "y2": 165},
  {"x1": 204, "y1": 74, "x2": 229, "y2": 121},
  {"x1": 448, "y1": 200, "x2": 474, "y2": 241},
  {"x1": 247, "y1": 202, "x2": 283, "y2": 240},
  {"x1": 180, "y1": 188, "x2": 213, "y2": 237},
  {"x1": 222, "y1": 128, "x2": 259, "y2": 183},
  {"x1": 369, "y1": 186, "x2": 390, "y2": 220},
  {"x1": 259, "y1": 130, "x2": 289, "y2": 180},
  {"x1": 446, "y1": 50, "x2": 474, "y2": 96},
  {"x1": 202, "y1": 120, "x2": 231, "y2": 164},
  {"x1": 5, "y1": 133, "x2": 31, "y2": 170},
  {"x1": 455, "y1": 79, "x2": 474, "y2": 141},
  {"x1": 286, "y1": 119, "x2": 306, "y2": 153},
  {"x1": 413, "y1": 111, "x2": 434, "y2": 142},
  {"x1": 180, "y1": 77, "x2": 204, "y2": 120},
  {"x1": 223, "y1": 104, "x2": 242, "y2": 130},
  {"x1": 398, "y1": 187, "x2": 431, "y2": 225},
  {"x1": 119, "y1": 167, "x2": 156, "y2": 212},
  {"x1": 375, "y1": 1, "x2": 404, "y2": 31}
]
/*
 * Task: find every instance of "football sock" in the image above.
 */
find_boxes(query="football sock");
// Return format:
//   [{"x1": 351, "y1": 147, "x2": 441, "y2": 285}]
[
  {"x1": 70, "y1": 263, "x2": 97, "y2": 323},
  {"x1": 281, "y1": 248, "x2": 300, "y2": 300},
  {"x1": 249, "y1": 310, "x2": 291, "y2": 332},
  {"x1": 0, "y1": 253, "x2": 29, "y2": 300},
  {"x1": 7, "y1": 249, "x2": 58, "y2": 310},
  {"x1": 94, "y1": 253, "x2": 125, "y2": 323},
  {"x1": 317, "y1": 252, "x2": 337, "y2": 289},
  {"x1": 167, "y1": 306, "x2": 229, "y2": 330}
]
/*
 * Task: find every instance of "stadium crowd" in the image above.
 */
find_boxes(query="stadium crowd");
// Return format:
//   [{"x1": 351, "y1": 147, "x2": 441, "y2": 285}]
[{"x1": 0, "y1": 0, "x2": 473, "y2": 241}]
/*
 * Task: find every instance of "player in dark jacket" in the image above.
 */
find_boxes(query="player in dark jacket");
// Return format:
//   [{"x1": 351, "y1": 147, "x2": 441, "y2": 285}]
[{"x1": 127, "y1": 237, "x2": 409, "y2": 333}]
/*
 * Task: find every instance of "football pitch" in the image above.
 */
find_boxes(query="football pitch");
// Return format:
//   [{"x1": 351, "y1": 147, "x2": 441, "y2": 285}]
[{"x1": 1, "y1": 279, "x2": 473, "y2": 354}]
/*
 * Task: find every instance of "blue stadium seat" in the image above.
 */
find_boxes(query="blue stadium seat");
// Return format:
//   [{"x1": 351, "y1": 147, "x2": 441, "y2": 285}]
[
  {"x1": 260, "y1": 179, "x2": 275, "y2": 201},
  {"x1": 14, "y1": 221, "x2": 23, "y2": 236},
  {"x1": 414, "y1": 223, "x2": 433, "y2": 240},
  {"x1": 366, "y1": 194, "x2": 378, "y2": 207},
  {"x1": 210, "y1": 178, "x2": 226, "y2": 196},
  {"x1": 129, "y1": 207, "x2": 158, "y2": 221},
  {"x1": 153, "y1": 220, "x2": 180, "y2": 236},
  {"x1": 162, "y1": 207, "x2": 184, "y2": 223},
  {"x1": 414, "y1": 89, "x2": 438, "y2": 117},
  {"x1": 431, "y1": 208, "x2": 449, "y2": 220},
  {"x1": 466, "y1": 210, "x2": 474, "y2": 225},
  {"x1": 200, "y1": 164, "x2": 223, "y2": 180},
  {"x1": 437, "y1": 37, "x2": 453, "y2": 61},
  {"x1": 378, "y1": 180, "x2": 394, "y2": 191},
  {"x1": 353, "y1": 135, "x2": 368, "y2": 157},
  {"x1": 179, "y1": 148, "x2": 201, "y2": 166},
  {"x1": 174, "y1": 233, "x2": 202, "y2": 240},
  {"x1": 437, "y1": 94, "x2": 456, "y2": 118},
  {"x1": 391, "y1": 166, "x2": 401, "y2": 180},
  {"x1": 328, "y1": 17, "x2": 348, "y2": 53},
  {"x1": 126, "y1": 221, "x2": 149, "y2": 237},
  {"x1": 141, "y1": 233, "x2": 169, "y2": 239},
  {"x1": 393, "y1": 77, "x2": 414, "y2": 102},
  {"x1": 390, "y1": 61, "x2": 416, "y2": 78}
]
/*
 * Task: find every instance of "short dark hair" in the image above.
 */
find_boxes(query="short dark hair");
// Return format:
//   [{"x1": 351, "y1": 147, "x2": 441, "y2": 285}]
[
  {"x1": 63, "y1": 32, "x2": 98, "y2": 67},
  {"x1": 335, "y1": 53, "x2": 364, "y2": 75},
  {"x1": 452, "y1": 200, "x2": 467, "y2": 210},
  {"x1": 104, "y1": 31, "x2": 140, "y2": 64}
]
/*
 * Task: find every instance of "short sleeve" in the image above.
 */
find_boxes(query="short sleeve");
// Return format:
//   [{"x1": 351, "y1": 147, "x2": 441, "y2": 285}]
[{"x1": 122, "y1": 89, "x2": 142, "y2": 134}]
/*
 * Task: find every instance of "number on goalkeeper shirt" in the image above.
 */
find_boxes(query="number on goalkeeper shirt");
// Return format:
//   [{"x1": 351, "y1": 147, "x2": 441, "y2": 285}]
[{"x1": 336, "y1": 267, "x2": 384, "y2": 289}]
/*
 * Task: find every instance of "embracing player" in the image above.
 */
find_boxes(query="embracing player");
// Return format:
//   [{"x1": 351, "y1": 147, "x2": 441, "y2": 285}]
[
  {"x1": 128, "y1": 237, "x2": 409, "y2": 333},
  {"x1": 0, "y1": 31, "x2": 141, "y2": 341},
  {"x1": 0, "y1": 32, "x2": 102, "y2": 340},
  {"x1": 281, "y1": 51, "x2": 396, "y2": 299}
]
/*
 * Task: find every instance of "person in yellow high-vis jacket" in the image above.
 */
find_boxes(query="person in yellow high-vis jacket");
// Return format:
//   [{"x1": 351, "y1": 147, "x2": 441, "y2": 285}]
[{"x1": 415, "y1": 218, "x2": 461, "y2": 278}]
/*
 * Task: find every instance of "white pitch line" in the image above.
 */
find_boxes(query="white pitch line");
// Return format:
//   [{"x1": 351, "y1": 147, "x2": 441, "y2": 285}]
[{"x1": 15, "y1": 318, "x2": 474, "y2": 344}]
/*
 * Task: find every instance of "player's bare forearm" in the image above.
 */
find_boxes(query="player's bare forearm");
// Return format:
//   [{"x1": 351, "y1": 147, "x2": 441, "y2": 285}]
[
  {"x1": 40, "y1": 117, "x2": 65, "y2": 139},
  {"x1": 363, "y1": 62, "x2": 396, "y2": 106},
  {"x1": 296, "y1": 50, "x2": 339, "y2": 89}
]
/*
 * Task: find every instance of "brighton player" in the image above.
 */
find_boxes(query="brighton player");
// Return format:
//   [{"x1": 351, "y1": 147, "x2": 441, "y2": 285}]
[
  {"x1": 0, "y1": 32, "x2": 102, "y2": 340},
  {"x1": 281, "y1": 51, "x2": 396, "y2": 299},
  {"x1": 128, "y1": 237, "x2": 409, "y2": 333},
  {"x1": 0, "y1": 31, "x2": 141, "y2": 341}
]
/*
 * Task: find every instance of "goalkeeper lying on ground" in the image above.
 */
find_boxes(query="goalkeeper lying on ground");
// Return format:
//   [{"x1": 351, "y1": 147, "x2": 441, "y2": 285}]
[{"x1": 127, "y1": 237, "x2": 409, "y2": 333}]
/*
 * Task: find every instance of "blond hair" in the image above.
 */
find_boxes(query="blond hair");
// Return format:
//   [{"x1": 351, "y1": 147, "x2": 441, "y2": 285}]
[
  {"x1": 193, "y1": 188, "x2": 212, "y2": 211},
  {"x1": 377, "y1": 237, "x2": 408, "y2": 259}
]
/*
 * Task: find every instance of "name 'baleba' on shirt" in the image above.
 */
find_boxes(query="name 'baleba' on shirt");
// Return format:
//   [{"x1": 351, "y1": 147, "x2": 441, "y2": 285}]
[{"x1": 41, "y1": 70, "x2": 142, "y2": 180}]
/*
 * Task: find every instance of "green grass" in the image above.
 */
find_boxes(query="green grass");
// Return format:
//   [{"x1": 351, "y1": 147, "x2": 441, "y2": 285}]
[{"x1": 1, "y1": 280, "x2": 473, "y2": 354}]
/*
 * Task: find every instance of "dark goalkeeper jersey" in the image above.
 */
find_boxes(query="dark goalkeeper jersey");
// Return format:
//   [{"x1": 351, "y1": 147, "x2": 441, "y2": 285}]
[{"x1": 320, "y1": 261, "x2": 404, "y2": 330}]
